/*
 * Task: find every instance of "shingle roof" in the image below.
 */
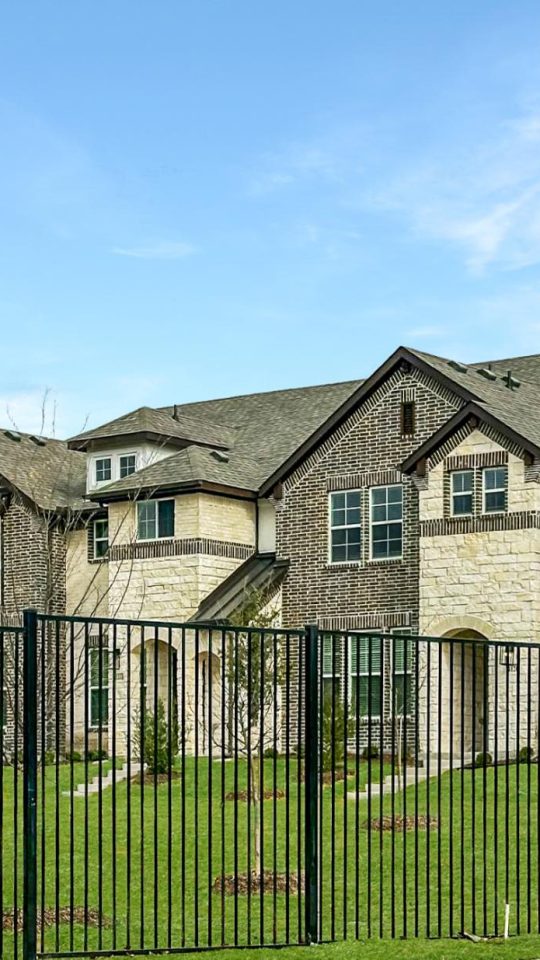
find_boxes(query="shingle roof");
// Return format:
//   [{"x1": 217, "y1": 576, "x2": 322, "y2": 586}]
[
  {"x1": 69, "y1": 405, "x2": 234, "y2": 450},
  {"x1": 0, "y1": 430, "x2": 89, "y2": 512},
  {"x1": 190, "y1": 553, "x2": 289, "y2": 623},
  {"x1": 91, "y1": 379, "x2": 363, "y2": 498}
]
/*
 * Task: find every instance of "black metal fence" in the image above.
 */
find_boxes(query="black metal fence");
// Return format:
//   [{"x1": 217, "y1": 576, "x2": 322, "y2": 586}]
[{"x1": 2, "y1": 613, "x2": 540, "y2": 958}]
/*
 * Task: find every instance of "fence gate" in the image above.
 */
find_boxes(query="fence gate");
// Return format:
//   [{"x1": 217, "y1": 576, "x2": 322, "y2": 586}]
[{"x1": 6, "y1": 612, "x2": 540, "y2": 958}]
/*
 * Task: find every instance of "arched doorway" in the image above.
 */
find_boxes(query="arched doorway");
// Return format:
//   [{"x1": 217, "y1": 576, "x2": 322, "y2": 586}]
[
  {"x1": 441, "y1": 629, "x2": 489, "y2": 758},
  {"x1": 195, "y1": 650, "x2": 221, "y2": 755}
]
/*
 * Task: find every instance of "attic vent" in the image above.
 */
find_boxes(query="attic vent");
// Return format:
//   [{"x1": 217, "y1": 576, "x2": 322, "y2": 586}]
[
  {"x1": 211, "y1": 450, "x2": 229, "y2": 463},
  {"x1": 4, "y1": 431, "x2": 21, "y2": 442},
  {"x1": 477, "y1": 367, "x2": 497, "y2": 382},
  {"x1": 29, "y1": 435, "x2": 47, "y2": 446},
  {"x1": 503, "y1": 370, "x2": 521, "y2": 390},
  {"x1": 447, "y1": 359, "x2": 468, "y2": 374}
]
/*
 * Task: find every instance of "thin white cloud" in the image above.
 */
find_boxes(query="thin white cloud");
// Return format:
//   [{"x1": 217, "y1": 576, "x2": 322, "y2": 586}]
[
  {"x1": 406, "y1": 325, "x2": 447, "y2": 339},
  {"x1": 112, "y1": 241, "x2": 197, "y2": 260},
  {"x1": 365, "y1": 110, "x2": 540, "y2": 274}
]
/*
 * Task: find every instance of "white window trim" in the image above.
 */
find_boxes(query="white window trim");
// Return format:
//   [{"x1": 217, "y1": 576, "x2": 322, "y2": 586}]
[
  {"x1": 88, "y1": 645, "x2": 110, "y2": 730},
  {"x1": 369, "y1": 484, "x2": 403, "y2": 562},
  {"x1": 119, "y1": 451, "x2": 138, "y2": 479},
  {"x1": 349, "y1": 633, "x2": 383, "y2": 721},
  {"x1": 136, "y1": 497, "x2": 175, "y2": 542},
  {"x1": 328, "y1": 490, "x2": 362, "y2": 565},
  {"x1": 94, "y1": 455, "x2": 112, "y2": 485},
  {"x1": 450, "y1": 469, "x2": 474, "y2": 517},
  {"x1": 93, "y1": 518, "x2": 109, "y2": 559},
  {"x1": 482, "y1": 466, "x2": 507, "y2": 515}
]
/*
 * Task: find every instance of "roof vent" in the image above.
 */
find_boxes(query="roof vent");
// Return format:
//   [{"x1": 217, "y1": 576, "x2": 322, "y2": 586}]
[
  {"x1": 4, "y1": 430, "x2": 21, "y2": 442},
  {"x1": 173, "y1": 404, "x2": 180, "y2": 422},
  {"x1": 447, "y1": 359, "x2": 468, "y2": 374},
  {"x1": 211, "y1": 449, "x2": 229, "y2": 463},
  {"x1": 503, "y1": 370, "x2": 521, "y2": 390},
  {"x1": 477, "y1": 366, "x2": 497, "y2": 382},
  {"x1": 29, "y1": 435, "x2": 47, "y2": 446}
]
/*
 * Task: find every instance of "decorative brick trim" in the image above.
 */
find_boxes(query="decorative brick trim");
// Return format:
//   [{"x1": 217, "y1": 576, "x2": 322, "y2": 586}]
[
  {"x1": 319, "y1": 611, "x2": 412, "y2": 631},
  {"x1": 446, "y1": 451, "x2": 509, "y2": 471},
  {"x1": 420, "y1": 510, "x2": 540, "y2": 537},
  {"x1": 400, "y1": 386, "x2": 417, "y2": 403},
  {"x1": 327, "y1": 469, "x2": 402, "y2": 491},
  {"x1": 429, "y1": 421, "x2": 525, "y2": 470},
  {"x1": 109, "y1": 537, "x2": 254, "y2": 562}
]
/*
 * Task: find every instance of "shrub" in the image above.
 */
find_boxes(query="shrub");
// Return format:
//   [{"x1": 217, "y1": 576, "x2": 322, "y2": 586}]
[
  {"x1": 134, "y1": 698, "x2": 178, "y2": 775},
  {"x1": 475, "y1": 752, "x2": 492, "y2": 767},
  {"x1": 66, "y1": 750, "x2": 82, "y2": 763},
  {"x1": 321, "y1": 695, "x2": 349, "y2": 772},
  {"x1": 86, "y1": 749, "x2": 108, "y2": 762},
  {"x1": 361, "y1": 744, "x2": 379, "y2": 761},
  {"x1": 519, "y1": 745, "x2": 534, "y2": 764}
]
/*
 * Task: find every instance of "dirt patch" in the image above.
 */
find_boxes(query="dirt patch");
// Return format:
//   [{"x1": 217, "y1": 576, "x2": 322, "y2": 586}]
[
  {"x1": 213, "y1": 871, "x2": 303, "y2": 895},
  {"x1": 3, "y1": 908, "x2": 111, "y2": 932},
  {"x1": 226, "y1": 789, "x2": 285, "y2": 801},
  {"x1": 131, "y1": 771, "x2": 182, "y2": 785},
  {"x1": 365, "y1": 815, "x2": 438, "y2": 832}
]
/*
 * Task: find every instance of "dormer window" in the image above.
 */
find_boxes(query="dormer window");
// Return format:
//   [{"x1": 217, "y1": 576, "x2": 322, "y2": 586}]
[
  {"x1": 95, "y1": 457, "x2": 112, "y2": 483},
  {"x1": 120, "y1": 454, "x2": 137, "y2": 478}
]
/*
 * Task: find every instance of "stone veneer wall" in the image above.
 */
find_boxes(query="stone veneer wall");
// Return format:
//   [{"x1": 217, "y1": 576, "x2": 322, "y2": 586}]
[{"x1": 418, "y1": 427, "x2": 540, "y2": 756}]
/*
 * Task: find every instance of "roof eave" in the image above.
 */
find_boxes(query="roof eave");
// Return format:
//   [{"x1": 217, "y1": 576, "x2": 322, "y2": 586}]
[{"x1": 89, "y1": 478, "x2": 257, "y2": 504}]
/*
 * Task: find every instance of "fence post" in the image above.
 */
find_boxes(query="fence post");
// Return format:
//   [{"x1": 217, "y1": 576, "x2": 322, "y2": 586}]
[
  {"x1": 304, "y1": 623, "x2": 319, "y2": 944},
  {"x1": 23, "y1": 609, "x2": 38, "y2": 960}
]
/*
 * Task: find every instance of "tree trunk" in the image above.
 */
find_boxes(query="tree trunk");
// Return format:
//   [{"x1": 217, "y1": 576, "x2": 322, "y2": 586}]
[{"x1": 250, "y1": 755, "x2": 261, "y2": 878}]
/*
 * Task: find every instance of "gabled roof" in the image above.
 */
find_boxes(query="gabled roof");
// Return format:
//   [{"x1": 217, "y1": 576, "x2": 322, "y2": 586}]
[
  {"x1": 68, "y1": 405, "x2": 234, "y2": 451},
  {"x1": 0, "y1": 430, "x2": 89, "y2": 513}
]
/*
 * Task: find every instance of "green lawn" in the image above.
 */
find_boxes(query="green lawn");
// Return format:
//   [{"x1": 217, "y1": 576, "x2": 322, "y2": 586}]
[{"x1": 1, "y1": 757, "x2": 539, "y2": 958}]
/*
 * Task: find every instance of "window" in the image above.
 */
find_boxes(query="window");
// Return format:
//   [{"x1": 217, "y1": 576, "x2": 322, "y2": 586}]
[
  {"x1": 93, "y1": 518, "x2": 109, "y2": 559},
  {"x1": 89, "y1": 647, "x2": 109, "y2": 727},
  {"x1": 321, "y1": 634, "x2": 341, "y2": 704},
  {"x1": 95, "y1": 457, "x2": 112, "y2": 483},
  {"x1": 120, "y1": 454, "x2": 137, "y2": 478},
  {"x1": 451, "y1": 470, "x2": 474, "y2": 516},
  {"x1": 329, "y1": 490, "x2": 361, "y2": 563},
  {"x1": 350, "y1": 635, "x2": 382, "y2": 718},
  {"x1": 392, "y1": 632, "x2": 413, "y2": 717},
  {"x1": 401, "y1": 401, "x2": 415, "y2": 436},
  {"x1": 137, "y1": 499, "x2": 175, "y2": 540},
  {"x1": 483, "y1": 466, "x2": 507, "y2": 513},
  {"x1": 370, "y1": 485, "x2": 403, "y2": 560}
]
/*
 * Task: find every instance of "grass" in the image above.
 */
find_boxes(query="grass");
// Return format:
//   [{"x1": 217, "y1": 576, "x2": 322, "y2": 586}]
[{"x1": 1, "y1": 756, "x2": 539, "y2": 958}]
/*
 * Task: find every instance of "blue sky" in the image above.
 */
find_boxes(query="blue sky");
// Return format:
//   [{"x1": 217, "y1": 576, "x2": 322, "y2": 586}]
[{"x1": 2, "y1": 2, "x2": 540, "y2": 436}]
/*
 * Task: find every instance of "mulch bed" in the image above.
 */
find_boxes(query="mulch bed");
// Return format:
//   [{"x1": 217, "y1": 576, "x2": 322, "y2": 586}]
[
  {"x1": 131, "y1": 771, "x2": 182, "y2": 785},
  {"x1": 3, "y1": 908, "x2": 111, "y2": 932},
  {"x1": 226, "y1": 789, "x2": 285, "y2": 801},
  {"x1": 213, "y1": 871, "x2": 303, "y2": 895},
  {"x1": 365, "y1": 815, "x2": 438, "y2": 832}
]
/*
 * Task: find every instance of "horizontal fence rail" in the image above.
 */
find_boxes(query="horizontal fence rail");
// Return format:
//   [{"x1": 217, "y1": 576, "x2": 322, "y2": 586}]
[{"x1": 9, "y1": 612, "x2": 540, "y2": 958}]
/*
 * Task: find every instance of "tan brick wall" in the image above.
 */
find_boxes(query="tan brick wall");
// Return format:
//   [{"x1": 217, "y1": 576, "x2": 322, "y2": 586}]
[{"x1": 66, "y1": 527, "x2": 108, "y2": 617}]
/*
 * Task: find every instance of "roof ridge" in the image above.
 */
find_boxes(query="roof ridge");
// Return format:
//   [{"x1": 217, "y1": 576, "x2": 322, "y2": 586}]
[{"x1": 160, "y1": 377, "x2": 363, "y2": 412}]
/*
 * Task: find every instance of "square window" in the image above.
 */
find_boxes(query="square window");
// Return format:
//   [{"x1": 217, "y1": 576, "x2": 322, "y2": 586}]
[
  {"x1": 120, "y1": 454, "x2": 137, "y2": 478},
  {"x1": 137, "y1": 499, "x2": 175, "y2": 540},
  {"x1": 95, "y1": 458, "x2": 112, "y2": 483},
  {"x1": 329, "y1": 490, "x2": 361, "y2": 563}
]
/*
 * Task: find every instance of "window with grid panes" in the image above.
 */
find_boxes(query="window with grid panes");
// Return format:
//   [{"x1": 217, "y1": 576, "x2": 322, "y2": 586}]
[
  {"x1": 329, "y1": 490, "x2": 361, "y2": 563},
  {"x1": 350, "y1": 635, "x2": 383, "y2": 718}
]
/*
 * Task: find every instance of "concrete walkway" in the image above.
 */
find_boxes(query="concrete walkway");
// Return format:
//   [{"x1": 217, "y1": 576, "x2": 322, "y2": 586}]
[
  {"x1": 62, "y1": 761, "x2": 142, "y2": 798},
  {"x1": 347, "y1": 754, "x2": 473, "y2": 802}
]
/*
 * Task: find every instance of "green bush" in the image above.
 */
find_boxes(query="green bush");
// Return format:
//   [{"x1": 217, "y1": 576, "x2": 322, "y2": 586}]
[
  {"x1": 65, "y1": 750, "x2": 82, "y2": 763},
  {"x1": 321, "y1": 695, "x2": 349, "y2": 772},
  {"x1": 135, "y1": 698, "x2": 178, "y2": 775},
  {"x1": 475, "y1": 752, "x2": 493, "y2": 767},
  {"x1": 519, "y1": 745, "x2": 534, "y2": 763},
  {"x1": 86, "y1": 749, "x2": 108, "y2": 762},
  {"x1": 361, "y1": 744, "x2": 379, "y2": 761}
]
